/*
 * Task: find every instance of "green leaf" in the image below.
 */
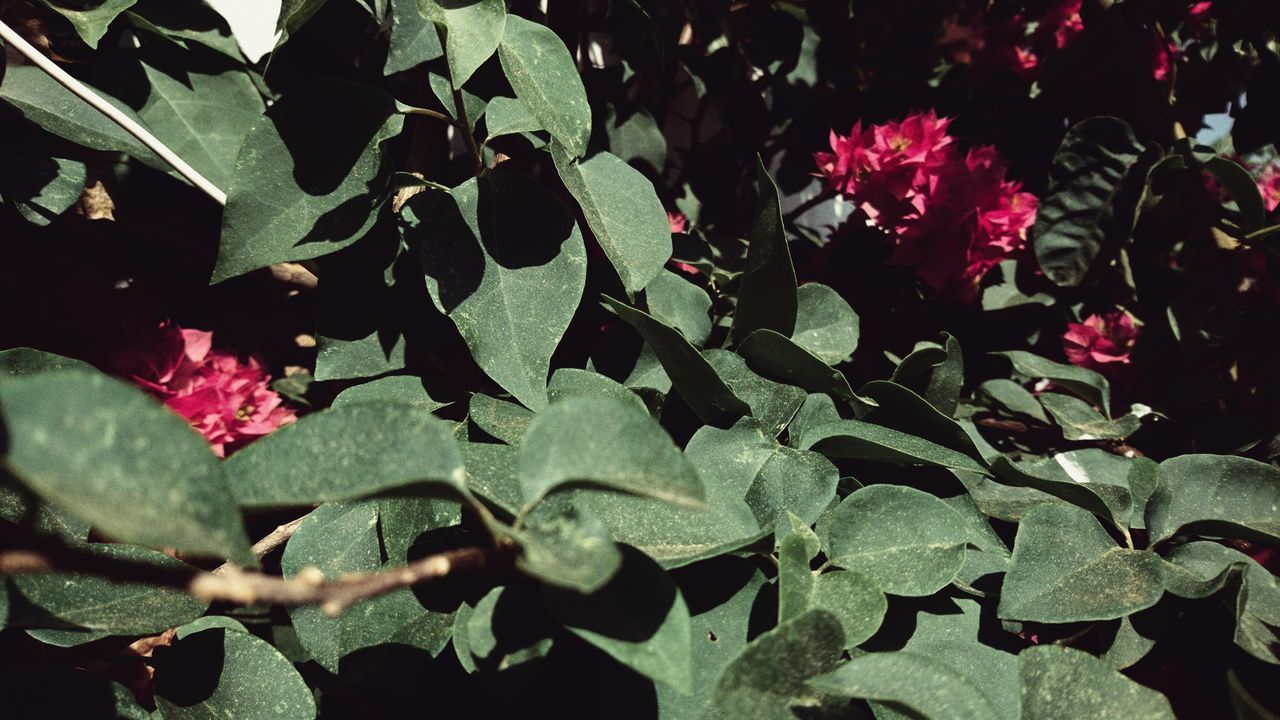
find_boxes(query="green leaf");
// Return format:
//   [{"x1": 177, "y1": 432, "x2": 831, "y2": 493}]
[
  {"x1": 990, "y1": 453, "x2": 1134, "y2": 532},
  {"x1": 792, "y1": 283, "x2": 859, "y2": 365},
  {"x1": 1034, "y1": 116, "x2": 1156, "y2": 287},
  {"x1": 822, "y1": 485, "x2": 968, "y2": 596},
  {"x1": 0, "y1": 347, "x2": 91, "y2": 376},
  {"x1": 483, "y1": 96, "x2": 540, "y2": 139},
  {"x1": 1102, "y1": 616, "x2": 1160, "y2": 670},
  {"x1": 1160, "y1": 541, "x2": 1280, "y2": 664},
  {"x1": 0, "y1": 483, "x2": 90, "y2": 542},
  {"x1": 605, "y1": 104, "x2": 667, "y2": 173},
  {"x1": 384, "y1": 0, "x2": 443, "y2": 75},
  {"x1": 730, "y1": 157, "x2": 797, "y2": 343},
  {"x1": 1205, "y1": 155, "x2": 1267, "y2": 232},
  {"x1": 708, "y1": 610, "x2": 846, "y2": 719},
  {"x1": 1039, "y1": 392, "x2": 1140, "y2": 440},
  {"x1": 498, "y1": 15, "x2": 590, "y2": 157},
  {"x1": 802, "y1": 420, "x2": 989, "y2": 474},
  {"x1": 427, "y1": 70, "x2": 485, "y2": 132},
  {"x1": 331, "y1": 375, "x2": 449, "y2": 412},
  {"x1": 644, "y1": 269, "x2": 712, "y2": 347},
  {"x1": 809, "y1": 650, "x2": 1000, "y2": 720},
  {"x1": 224, "y1": 402, "x2": 465, "y2": 508},
  {"x1": 276, "y1": 0, "x2": 327, "y2": 46},
  {"x1": 134, "y1": 60, "x2": 264, "y2": 192},
  {"x1": 153, "y1": 626, "x2": 316, "y2": 719},
  {"x1": 418, "y1": 0, "x2": 506, "y2": 88},
  {"x1": 544, "y1": 545, "x2": 693, "y2": 693},
  {"x1": 780, "y1": 528, "x2": 886, "y2": 649},
  {"x1": 39, "y1": 0, "x2": 136, "y2": 49},
  {"x1": 1147, "y1": 454, "x2": 1280, "y2": 545},
  {"x1": 281, "y1": 500, "x2": 459, "y2": 672},
  {"x1": 999, "y1": 503, "x2": 1164, "y2": 623},
  {"x1": 0, "y1": 156, "x2": 85, "y2": 226},
  {"x1": 546, "y1": 368, "x2": 649, "y2": 414},
  {"x1": 655, "y1": 560, "x2": 766, "y2": 719},
  {"x1": 518, "y1": 395, "x2": 704, "y2": 507},
  {"x1": 0, "y1": 370, "x2": 252, "y2": 563},
  {"x1": 11, "y1": 544, "x2": 206, "y2": 634},
  {"x1": 214, "y1": 81, "x2": 404, "y2": 282},
  {"x1": 412, "y1": 174, "x2": 586, "y2": 411},
  {"x1": 461, "y1": 442, "x2": 521, "y2": 517},
  {"x1": 508, "y1": 501, "x2": 622, "y2": 593},
  {"x1": 468, "y1": 393, "x2": 534, "y2": 445},
  {"x1": 786, "y1": 393, "x2": 842, "y2": 449},
  {"x1": 602, "y1": 295, "x2": 750, "y2": 426},
  {"x1": 996, "y1": 350, "x2": 1112, "y2": 413},
  {"x1": 125, "y1": 2, "x2": 242, "y2": 60},
  {"x1": 463, "y1": 585, "x2": 557, "y2": 671},
  {"x1": 859, "y1": 380, "x2": 987, "y2": 464},
  {"x1": 923, "y1": 332, "x2": 964, "y2": 417},
  {"x1": 737, "y1": 329, "x2": 860, "y2": 406},
  {"x1": 979, "y1": 378, "x2": 1050, "y2": 423},
  {"x1": 0, "y1": 66, "x2": 169, "y2": 174},
  {"x1": 1018, "y1": 645, "x2": 1174, "y2": 719},
  {"x1": 552, "y1": 146, "x2": 670, "y2": 292},
  {"x1": 705, "y1": 349, "x2": 806, "y2": 437},
  {"x1": 686, "y1": 420, "x2": 838, "y2": 533}
]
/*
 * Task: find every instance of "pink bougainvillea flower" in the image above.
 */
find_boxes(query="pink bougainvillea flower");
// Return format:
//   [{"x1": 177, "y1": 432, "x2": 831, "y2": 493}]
[
  {"x1": 667, "y1": 211, "x2": 689, "y2": 234},
  {"x1": 818, "y1": 112, "x2": 1036, "y2": 303},
  {"x1": 1151, "y1": 36, "x2": 1178, "y2": 82},
  {"x1": 118, "y1": 321, "x2": 295, "y2": 457},
  {"x1": 1256, "y1": 163, "x2": 1280, "y2": 212},
  {"x1": 1062, "y1": 311, "x2": 1140, "y2": 374},
  {"x1": 1040, "y1": 0, "x2": 1084, "y2": 50}
]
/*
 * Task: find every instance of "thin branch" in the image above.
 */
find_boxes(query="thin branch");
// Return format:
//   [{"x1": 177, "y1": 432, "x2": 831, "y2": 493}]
[
  {"x1": 212, "y1": 514, "x2": 310, "y2": 575},
  {"x1": 0, "y1": 19, "x2": 228, "y2": 206},
  {"x1": 0, "y1": 522, "x2": 515, "y2": 617},
  {"x1": 452, "y1": 84, "x2": 485, "y2": 177},
  {"x1": 399, "y1": 105, "x2": 455, "y2": 124}
]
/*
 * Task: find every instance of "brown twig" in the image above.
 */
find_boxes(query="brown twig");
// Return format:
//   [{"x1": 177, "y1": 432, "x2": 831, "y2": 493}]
[
  {"x1": 212, "y1": 514, "x2": 310, "y2": 576},
  {"x1": 0, "y1": 522, "x2": 515, "y2": 617}
]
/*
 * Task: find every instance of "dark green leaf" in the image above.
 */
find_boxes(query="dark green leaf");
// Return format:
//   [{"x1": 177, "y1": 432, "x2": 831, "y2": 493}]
[
  {"x1": 518, "y1": 395, "x2": 703, "y2": 507},
  {"x1": 802, "y1": 420, "x2": 989, "y2": 474},
  {"x1": 705, "y1": 349, "x2": 806, "y2": 437},
  {"x1": 12, "y1": 544, "x2": 206, "y2": 634},
  {"x1": 1034, "y1": 116, "x2": 1155, "y2": 287},
  {"x1": 686, "y1": 420, "x2": 838, "y2": 532},
  {"x1": 214, "y1": 81, "x2": 404, "y2": 282},
  {"x1": 384, "y1": 0, "x2": 443, "y2": 75},
  {"x1": 412, "y1": 174, "x2": 586, "y2": 410},
  {"x1": 39, "y1": 0, "x2": 136, "y2": 49},
  {"x1": 0, "y1": 347, "x2": 91, "y2": 376},
  {"x1": 468, "y1": 393, "x2": 533, "y2": 444},
  {"x1": 990, "y1": 454, "x2": 1134, "y2": 532},
  {"x1": 418, "y1": 0, "x2": 505, "y2": 87},
  {"x1": 0, "y1": 156, "x2": 85, "y2": 226},
  {"x1": 708, "y1": 610, "x2": 846, "y2": 719},
  {"x1": 1161, "y1": 542, "x2": 1280, "y2": 664},
  {"x1": 276, "y1": 0, "x2": 327, "y2": 46},
  {"x1": 508, "y1": 501, "x2": 622, "y2": 593},
  {"x1": 999, "y1": 503, "x2": 1164, "y2": 623},
  {"x1": 0, "y1": 370, "x2": 252, "y2": 563},
  {"x1": 786, "y1": 393, "x2": 842, "y2": 449},
  {"x1": 602, "y1": 295, "x2": 750, "y2": 426},
  {"x1": 995, "y1": 350, "x2": 1112, "y2": 413},
  {"x1": 1039, "y1": 392, "x2": 1140, "y2": 440},
  {"x1": 1018, "y1": 645, "x2": 1174, "y2": 719},
  {"x1": 924, "y1": 332, "x2": 964, "y2": 417},
  {"x1": 1147, "y1": 454, "x2": 1280, "y2": 544},
  {"x1": 427, "y1": 70, "x2": 485, "y2": 132},
  {"x1": 1102, "y1": 616, "x2": 1159, "y2": 670},
  {"x1": 737, "y1": 329, "x2": 860, "y2": 406},
  {"x1": 463, "y1": 585, "x2": 556, "y2": 671},
  {"x1": 978, "y1": 378, "x2": 1050, "y2": 423},
  {"x1": 552, "y1": 146, "x2": 670, "y2": 292},
  {"x1": 859, "y1": 380, "x2": 987, "y2": 465},
  {"x1": 331, "y1": 375, "x2": 449, "y2": 412},
  {"x1": 154, "y1": 626, "x2": 316, "y2": 719},
  {"x1": 224, "y1": 402, "x2": 466, "y2": 508},
  {"x1": 547, "y1": 368, "x2": 649, "y2": 414},
  {"x1": 730, "y1": 157, "x2": 797, "y2": 343},
  {"x1": 134, "y1": 60, "x2": 263, "y2": 192},
  {"x1": 791, "y1": 283, "x2": 859, "y2": 365},
  {"x1": 544, "y1": 545, "x2": 692, "y2": 692},
  {"x1": 604, "y1": 105, "x2": 667, "y2": 174},
  {"x1": 823, "y1": 485, "x2": 968, "y2": 596},
  {"x1": 1205, "y1": 156, "x2": 1267, "y2": 231},
  {"x1": 499, "y1": 16, "x2": 589, "y2": 157},
  {"x1": 483, "y1": 96, "x2": 540, "y2": 139},
  {"x1": 810, "y1": 650, "x2": 1000, "y2": 720},
  {"x1": 461, "y1": 441, "x2": 521, "y2": 517},
  {"x1": 645, "y1": 270, "x2": 712, "y2": 347}
]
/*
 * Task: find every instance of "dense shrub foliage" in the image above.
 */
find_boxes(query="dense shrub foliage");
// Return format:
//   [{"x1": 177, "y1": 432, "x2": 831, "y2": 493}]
[{"x1": 1, "y1": 0, "x2": 1279, "y2": 717}]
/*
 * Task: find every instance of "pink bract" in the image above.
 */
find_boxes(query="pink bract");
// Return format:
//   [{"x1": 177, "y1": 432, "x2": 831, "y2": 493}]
[
  {"x1": 119, "y1": 322, "x2": 296, "y2": 457},
  {"x1": 667, "y1": 211, "x2": 689, "y2": 234},
  {"x1": 1062, "y1": 311, "x2": 1140, "y2": 374}
]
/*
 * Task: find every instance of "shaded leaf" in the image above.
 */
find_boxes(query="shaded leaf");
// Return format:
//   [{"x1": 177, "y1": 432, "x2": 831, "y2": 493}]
[
  {"x1": 791, "y1": 283, "x2": 859, "y2": 365},
  {"x1": 154, "y1": 627, "x2": 316, "y2": 719},
  {"x1": 1205, "y1": 155, "x2": 1266, "y2": 232},
  {"x1": 0, "y1": 347, "x2": 91, "y2": 377},
  {"x1": 730, "y1": 157, "x2": 797, "y2": 343},
  {"x1": 39, "y1": 0, "x2": 136, "y2": 49},
  {"x1": 645, "y1": 269, "x2": 712, "y2": 347},
  {"x1": 468, "y1": 393, "x2": 533, "y2": 445},
  {"x1": 331, "y1": 375, "x2": 449, "y2": 412},
  {"x1": 509, "y1": 502, "x2": 622, "y2": 593},
  {"x1": 979, "y1": 378, "x2": 1050, "y2": 423},
  {"x1": 810, "y1": 650, "x2": 999, "y2": 720},
  {"x1": 802, "y1": 420, "x2": 989, "y2": 474},
  {"x1": 384, "y1": 0, "x2": 443, "y2": 75},
  {"x1": 708, "y1": 610, "x2": 846, "y2": 719},
  {"x1": 0, "y1": 156, "x2": 85, "y2": 226},
  {"x1": 705, "y1": 349, "x2": 806, "y2": 437},
  {"x1": 1039, "y1": 392, "x2": 1140, "y2": 441},
  {"x1": 418, "y1": 0, "x2": 505, "y2": 88},
  {"x1": 738, "y1": 329, "x2": 860, "y2": 406},
  {"x1": 1018, "y1": 645, "x2": 1174, "y2": 719},
  {"x1": 990, "y1": 454, "x2": 1134, "y2": 532},
  {"x1": 995, "y1": 350, "x2": 1111, "y2": 413},
  {"x1": 1147, "y1": 454, "x2": 1280, "y2": 545}
]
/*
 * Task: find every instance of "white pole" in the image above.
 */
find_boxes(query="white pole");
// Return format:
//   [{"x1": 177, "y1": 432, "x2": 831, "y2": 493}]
[{"x1": 0, "y1": 20, "x2": 228, "y2": 206}]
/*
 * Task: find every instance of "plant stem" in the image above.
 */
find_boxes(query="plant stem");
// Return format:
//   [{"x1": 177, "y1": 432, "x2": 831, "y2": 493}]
[
  {"x1": 399, "y1": 105, "x2": 456, "y2": 124},
  {"x1": 451, "y1": 85, "x2": 485, "y2": 177},
  {"x1": 0, "y1": 19, "x2": 228, "y2": 206}
]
